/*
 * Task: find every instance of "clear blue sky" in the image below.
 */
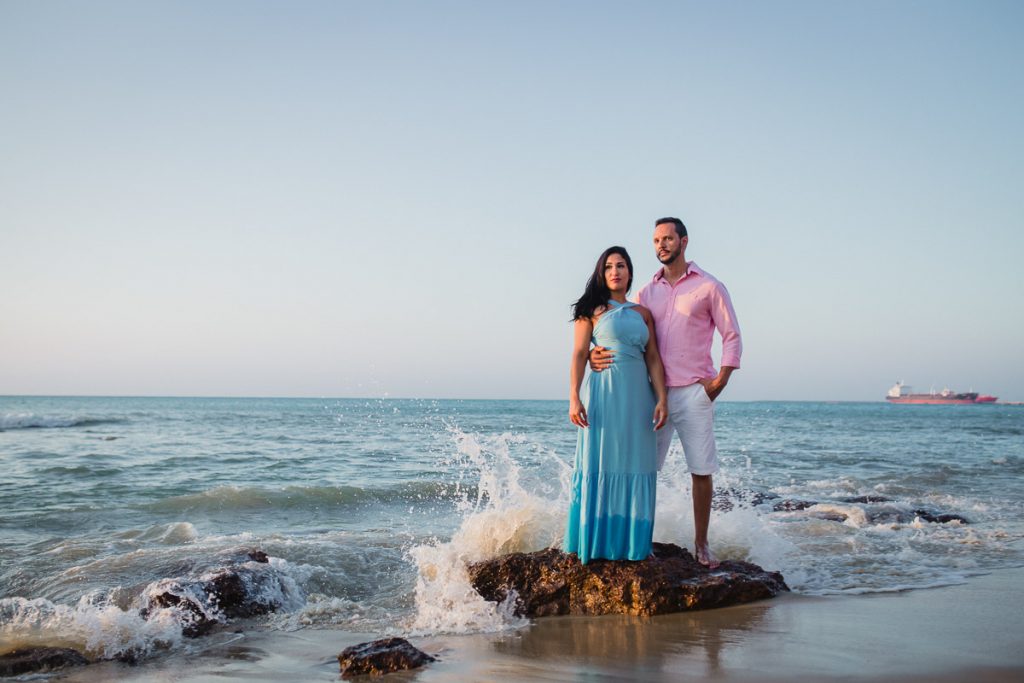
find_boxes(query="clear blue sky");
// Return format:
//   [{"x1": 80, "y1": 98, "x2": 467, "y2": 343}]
[{"x1": 2, "y1": 1, "x2": 1022, "y2": 401}]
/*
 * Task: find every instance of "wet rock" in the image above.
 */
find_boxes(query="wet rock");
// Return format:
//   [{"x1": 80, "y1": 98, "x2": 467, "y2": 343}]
[
  {"x1": 771, "y1": 496, "x2": 970, "y2": 526},
  {"x1": 467, "y1": 542, "x2": 788, "y2": 618},
  {"x1": 841, "y1": 495, "x2": 893, "y2": 504},
  {"x1": 811, "y1": 511, "x2": 850, "y2": 523},
  {"x1": 772, "y1": 499, "x2": 818, "y2": 512},
  {"x1": 206, "y1": 566, "x2": 279, "y2": 618},
  {"x1": 913, "y1": 509, "x2": 970, "y2": 524},
  {"x1": 712, "y1": 488, "x2": 778, "y2": 512},
  {"x1": 143, "y1": 549, "x2": 289, "y2": 638},
  {"x1": 338, "y1": 637, "x2": 436, "y2": 678},
  {"x1": 146, "y1": 589, "x2": 217, "y2": 638},
  {"x1": 246, "y1": 549, "x2": 269, "y2": 563},
  {"x1": 0, "y1": 647, "x2": 88, "y2": 677}
]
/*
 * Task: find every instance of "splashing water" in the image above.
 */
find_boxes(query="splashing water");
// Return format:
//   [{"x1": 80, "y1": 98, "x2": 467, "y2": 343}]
[
  {"x1": 0, "y1": 595, "x2": 184, "y2": 660},
  {"x1": 651, "y1": 452, "x2": 805, "y2": 585},
  {"x1": 405, "y1": 426, "x2": 808, "y2": 633},
  {"x1": 408, "y1": 427, "x2": 569, "y2": 633}
]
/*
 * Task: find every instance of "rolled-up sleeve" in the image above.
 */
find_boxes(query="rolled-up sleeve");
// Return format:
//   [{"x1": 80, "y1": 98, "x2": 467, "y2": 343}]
[{"x1": 711, "y1": 283, "x2": 742, "y2": 369}]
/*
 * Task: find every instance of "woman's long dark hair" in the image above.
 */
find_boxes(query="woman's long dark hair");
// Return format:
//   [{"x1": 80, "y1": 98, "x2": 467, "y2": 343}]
[{"x1": 571, "y1": 246, "x2": 633, "y2": 321}]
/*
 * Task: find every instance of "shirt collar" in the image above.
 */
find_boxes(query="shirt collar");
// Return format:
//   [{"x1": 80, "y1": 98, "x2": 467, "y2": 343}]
[{"x1": 653, "y1": 261, "x2": 703, "y2": 284}]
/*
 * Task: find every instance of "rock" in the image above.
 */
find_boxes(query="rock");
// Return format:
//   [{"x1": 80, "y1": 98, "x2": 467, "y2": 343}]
[
  {"x1": 338, "y1": 637, "x2": 436, "y2": 678},
  {"x1": 812, "y1": 511, "x2": 850, "y2": 523},
  {"x1": 913, "y1": 509, "x2": 970, "y2": 524},
  {"x1": 467, "y1": 542, "x2": 788, "y2": 618},
  {"x1": 771, "y1": 497, "x2": 970, "y2": 526},
  {"x1": 712, "y1": 488, "x2": 778, "y2": 512},
  {"x1": 0, "y1": 647, "x2": 88, "y2": 677},
  {"x1": 841, "y1": 495, "x2": 893, "y2": 504},
  {"x1": 146, "y1": 589, "x2": 217, "y2": 638},
  {"x1": 772, "y1": 499, "x2": 818, "y2": 512},
  {"x1": 143, "y1": 549, "x2": 289, "y2": 638},
  {"x1": 246, "y1": 549, "x2": 269, "y2": 563},
  {"x1": 205, "y1": 567, "x2": 278, "y2": 618}
]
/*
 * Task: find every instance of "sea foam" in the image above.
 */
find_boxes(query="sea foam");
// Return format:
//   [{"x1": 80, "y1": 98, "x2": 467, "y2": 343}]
[
  {"x1": 406, "y1": 427, "x2": 806, "y2": 633},
  {"x1": 0, "y1": 595, "x2": 184, "y2": 659},
  {"x1": 408, "y1": 428, "x2": 567, "y2": 634}
]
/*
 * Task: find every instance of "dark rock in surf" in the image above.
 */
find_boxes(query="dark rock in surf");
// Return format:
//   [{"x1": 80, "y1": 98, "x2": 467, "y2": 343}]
[
  {"x1": 338, "y1": 637, "x2": 436, "y2": 678},
  {"x1": 812, "y1": 511, "x2": 850, "y2": 523},
  {"x1": 772, "y1": 499, "x2": 818, "y2": 512},
  {"x1": 146, "y1": 589, "x2": 218, "y2": 638},
  {"x1": 246, "y1": 549, "x2": 270, "y2": 563},
  {"x1": 841, "y1": 495, "x2": 893, "y2": 504},
  {"x1": 142, "y1": 549, "x2": 288, "y2": 638},
  {"x1": 467, "y1": 542, "x2": 788, "y2": 618},
  {"x1": 770, "y1": 496, "x2": 970, "y2": 526},
  {"x1": 913, "y1": 509, "x2": 970, "y2": 524},
  {"x1": 712, "y1": 487, "x2": 778, "y2": 512},
  {"x1": 0, "y1": 647, "x2": 88, "y2": 677}
]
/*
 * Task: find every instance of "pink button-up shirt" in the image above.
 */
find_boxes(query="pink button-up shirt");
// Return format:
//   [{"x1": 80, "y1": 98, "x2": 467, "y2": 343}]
[{"x1": 635, "y1": 261, "x2": 742, "y2": 387}]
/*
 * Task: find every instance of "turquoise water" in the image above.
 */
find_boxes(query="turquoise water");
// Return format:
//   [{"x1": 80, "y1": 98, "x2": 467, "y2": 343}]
[{"x1": 2, "y1": 396, "x2": 1023, "y2": 657}]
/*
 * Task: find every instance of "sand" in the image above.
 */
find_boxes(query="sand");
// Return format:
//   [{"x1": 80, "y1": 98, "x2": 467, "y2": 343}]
[{"x1": 65, "y1": 568, "x2": 1024, "y2": 682}]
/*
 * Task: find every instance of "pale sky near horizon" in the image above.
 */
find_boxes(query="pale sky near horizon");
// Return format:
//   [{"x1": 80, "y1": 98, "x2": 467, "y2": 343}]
[{"x1": 2, "y1": 1, "x2": 1022, "y2": 401}]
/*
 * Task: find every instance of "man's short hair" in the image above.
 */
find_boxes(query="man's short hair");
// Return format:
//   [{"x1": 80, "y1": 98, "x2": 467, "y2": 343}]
[{"x1": 655, "y1": 217, "x2": 687, "y2": 238}]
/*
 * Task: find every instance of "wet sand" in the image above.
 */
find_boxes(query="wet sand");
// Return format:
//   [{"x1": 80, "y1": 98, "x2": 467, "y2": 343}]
[{"x1": 68, "y1": 568, "x2": 1024, "y2": 682}]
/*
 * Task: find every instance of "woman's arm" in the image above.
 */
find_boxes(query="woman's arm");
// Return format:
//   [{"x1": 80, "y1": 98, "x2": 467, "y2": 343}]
[
  {"x1": 639, "y1": 307, "x2": 668, "y2": 430},
  {"x1": 569, "y1": 317, "x2": 594, "y2": 428}
]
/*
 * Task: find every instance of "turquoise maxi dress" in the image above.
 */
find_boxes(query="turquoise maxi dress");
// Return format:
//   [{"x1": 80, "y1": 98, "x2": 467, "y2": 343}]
[{"x1": 564, "y1": 300, "x2": 657, "y2": 564}]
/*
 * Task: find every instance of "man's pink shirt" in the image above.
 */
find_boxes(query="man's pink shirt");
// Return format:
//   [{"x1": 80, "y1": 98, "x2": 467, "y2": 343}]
[{"x1": 634, "y1": 261, "x2": 742, "y2": 387}]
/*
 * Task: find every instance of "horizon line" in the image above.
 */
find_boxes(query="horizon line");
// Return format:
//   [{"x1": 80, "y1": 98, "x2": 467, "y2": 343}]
[{"x1": 1, "y1": 393, "x2": 892, "y2": 403}]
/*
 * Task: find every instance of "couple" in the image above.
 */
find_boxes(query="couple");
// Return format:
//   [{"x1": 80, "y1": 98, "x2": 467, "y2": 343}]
[{"x1": 563, "y1": 217, "x2": 742, "y2": 568}]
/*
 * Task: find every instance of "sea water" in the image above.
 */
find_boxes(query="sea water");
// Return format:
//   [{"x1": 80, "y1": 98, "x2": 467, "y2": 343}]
[{"x1": 1, "y1": 397, "x2": 1022, "y2": 660}]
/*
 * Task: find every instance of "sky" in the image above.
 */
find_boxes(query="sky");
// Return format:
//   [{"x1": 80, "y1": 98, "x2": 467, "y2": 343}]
[{"x1": 1, "y1": 1, "x2": 1022, "y2": 401}]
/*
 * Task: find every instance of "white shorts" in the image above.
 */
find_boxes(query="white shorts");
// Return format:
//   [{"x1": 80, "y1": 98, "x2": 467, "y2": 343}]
[{"x1": 656, "y1": 383, "x2": 719, "y2": 475}]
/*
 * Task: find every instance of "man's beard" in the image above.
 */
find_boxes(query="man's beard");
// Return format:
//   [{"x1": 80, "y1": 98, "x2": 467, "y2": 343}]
[{"x1": 658, "y1": 249, "x2": 680, "y2": 265}]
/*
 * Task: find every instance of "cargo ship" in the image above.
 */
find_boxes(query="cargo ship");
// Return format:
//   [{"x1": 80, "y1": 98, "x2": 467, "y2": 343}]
[{"x1": 886, "y1": 381, "x2": 997, "y2": 404}]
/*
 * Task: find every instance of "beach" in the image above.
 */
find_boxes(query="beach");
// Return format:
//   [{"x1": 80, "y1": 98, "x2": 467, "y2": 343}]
[{"x1": 59, "y1": 568, "x2": 1024, "y2": 682}]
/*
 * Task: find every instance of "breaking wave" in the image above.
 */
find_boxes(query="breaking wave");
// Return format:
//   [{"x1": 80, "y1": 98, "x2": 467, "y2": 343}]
[
  {"x1": 0, "y1": 412, "x2": 124, "y2": 431},
  {"x1": 0, "y1": 552, "x2": 302, "y2": 661}
]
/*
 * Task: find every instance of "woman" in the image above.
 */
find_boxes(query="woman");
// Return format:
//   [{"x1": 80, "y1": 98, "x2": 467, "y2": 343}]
[{"x1": 564, "y1": 246, "x2": 668, "y2": 564}]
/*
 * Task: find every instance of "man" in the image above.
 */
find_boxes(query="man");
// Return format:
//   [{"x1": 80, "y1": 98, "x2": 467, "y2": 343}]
[{"x1": 590, "y1": 216, "x2": 741, "y2": 568}]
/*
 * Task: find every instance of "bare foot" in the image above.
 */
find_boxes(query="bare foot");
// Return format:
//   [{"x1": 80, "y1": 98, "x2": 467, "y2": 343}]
[{"x1": 695, "y1": 543, "x2": 720, "y2": 569}]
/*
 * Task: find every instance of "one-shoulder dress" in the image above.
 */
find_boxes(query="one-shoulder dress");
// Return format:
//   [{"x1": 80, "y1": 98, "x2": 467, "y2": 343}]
[{"x1": 564, "y1": 300, "x2": 657, "y2": 564}]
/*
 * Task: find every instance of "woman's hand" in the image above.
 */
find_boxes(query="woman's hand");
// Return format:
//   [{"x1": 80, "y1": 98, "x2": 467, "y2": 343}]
[
  {"x1": 569, "y1": 397, "x2": 589, "y2": 428},
  {"x1": 652, "y1": 400, "x2": 667, "y2": 431}
]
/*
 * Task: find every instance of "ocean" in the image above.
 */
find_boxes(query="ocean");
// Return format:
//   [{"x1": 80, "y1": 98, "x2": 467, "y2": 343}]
[{"x1": 1, "y1": 396, "x2": 1023, "y2": 666}]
